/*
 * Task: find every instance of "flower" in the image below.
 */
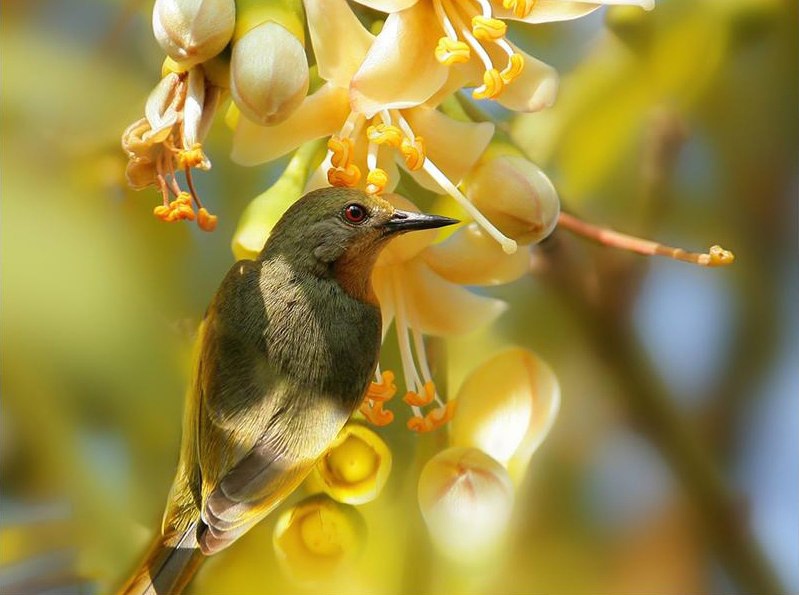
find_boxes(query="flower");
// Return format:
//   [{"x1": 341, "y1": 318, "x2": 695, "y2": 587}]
[
  {"x1": 272, "y1": 494, "x2": 367, "y2": 584},
  {"x1": 450, "y1": 347, "x2": 560, "y2": 484},
  {"x1": 231, "y1": 0, "x2": 519, "y2": 254},
  {"x1": 417, "y1": 446, "x2": 514, "y2": 560},
  {"x1": 121, "y1": 66, "x2": 221, "y2": 230},
  {"x1": 307, "y1": 423, "x2": 392, "y2": 505}
]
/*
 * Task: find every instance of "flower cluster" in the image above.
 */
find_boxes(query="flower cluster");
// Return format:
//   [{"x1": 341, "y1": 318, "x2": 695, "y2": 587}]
[{"x1": 121, "y1": 0, "x2": 655, "y2": 581}]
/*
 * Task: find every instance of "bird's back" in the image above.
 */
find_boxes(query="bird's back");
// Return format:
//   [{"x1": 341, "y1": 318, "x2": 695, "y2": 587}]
[{"x1": 162, "y1": 254, "x2": 381, "y2": 553}]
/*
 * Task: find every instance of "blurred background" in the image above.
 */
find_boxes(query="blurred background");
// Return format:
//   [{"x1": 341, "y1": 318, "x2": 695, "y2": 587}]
[{"x1": 1, "y1": 0, "x2": 796, "y2": 593}]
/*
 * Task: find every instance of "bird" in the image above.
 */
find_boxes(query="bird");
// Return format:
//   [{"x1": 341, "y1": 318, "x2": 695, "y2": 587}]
[{"x1": 119, "y1": 187, "x2": 457, "y2": 595}]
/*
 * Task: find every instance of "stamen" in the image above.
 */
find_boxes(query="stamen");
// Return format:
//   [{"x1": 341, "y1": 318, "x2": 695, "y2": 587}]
[
  {"x1": 366, "y1": 123, "x2": 403, "y2": 147},
  {"x1": 445, "y1": 0, "x2": 494, "y2": 72},
  {"x1": 400, "y1": 136, "x2": 426, "y2": 171},
  {"x1": 435, "y1": 37, "x2": 472, "y2": 65},
  {"x1": 366, "y1": 167, "x2": 388, "y2": 195},
  {"x1": 327, "y1": 163, "x2": 362, "y2": 187},
  {"x1": 421, "y1": 155, "x2": 518, "y2": 254},
  {"x1": 328, "y1": 136, "x2": 356, "y2": 168},
  {"x1": 496, "y1": 39, "x2": 524, "y2": 84},
  {"x1": 360, "y1": 370, "x2": 396, "y2": 426},
  {"x1": 433, "y1": 0, "x2": 459, "y2": 41},
  {"x1": 474, "y1": 0, "x2": 493, "y2": 18},
  {"x1": 557, "y1": 212, "x2": 736, "y2": 266},
  {"x1": 176, "y1": 143, "x2": 206, "y2": 169},
  {"x1": 472, "y1": 68, "x2": 504, "y2": 100},
  {"x1": 471, "y1": 15, "x2": 507, "y2": 42},
  {"x1": 503, "y1": 0, "x2": 538, "y2": 19}
]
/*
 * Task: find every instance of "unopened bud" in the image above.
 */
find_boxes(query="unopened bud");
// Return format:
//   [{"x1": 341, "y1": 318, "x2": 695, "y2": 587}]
[
  {"x1": 466, "y1": 156, "x2": 560, "y2": 245},
  {"x1": 273, "y1": 494, "x2": 366, "y2": 585},
  {"x1": 307, "y1": 424, "x2": 392, "y2": 505},
  {"x1": 152, "y1": 0, "x2": 235, "y2": 68},
  {"x1": 418, "y1": 447, "x2": 513, "y2": 561},
  {"x1": 230, "y1": 21, "x2": 309, "y2": 125},
  {"x1": 450, "y1": 348, "x2": 560, "y2": 485}
]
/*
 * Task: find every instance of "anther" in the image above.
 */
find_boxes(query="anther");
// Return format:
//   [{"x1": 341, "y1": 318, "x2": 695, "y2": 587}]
[
  {"x1": 471, "y1": 16, "x2": 507, "y2": 41},
  {"x1": 327, "y1": 163, "x2": 362, "y2": 188},
  {"x1": 403, "y1": 381, "x2": 436, "y2": 407},
  {"x1": 503, "y1": 0, "x2": 537, "y2": 18},
  {"x1": 400, "y1": 136, "x2": 426, "y2": 171},
  {"x1": 366, "y1": 168, "x2": 389, "y2": 195},
  {"x1": 327, "y1": 136, "x2": 355, "y2": 168},
  {"x1": 472, "y1": 68, "x2": 504, "y2": 100},
  {"x1": 177, "y1": 143, "x2": 206, "y2": 169},
  {"x1": 366, "y1": 124, "x2": 403, "y2": 147},
  {"x1": 197, "y1": 207, "x2": 218, "y2": 232},
  {"x1": 500, "y1": 53, "x2": 524, "y2": 84},
  {"x1": 434, "y1": 37, "x2": 471, "y2": 65}
]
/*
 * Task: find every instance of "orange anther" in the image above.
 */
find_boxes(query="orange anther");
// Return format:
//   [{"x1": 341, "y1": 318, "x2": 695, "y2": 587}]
[
  {"x1": 406, "y1": 401, "x2": 456, "y2": 433},
  {"x1": 327, "y1": 163, "x2": 362, "y2": 188},
  {"x1": 403, "y1": 381, "x2": 436, "y2": 407},
  {"x1": 197, "y1": 207, "x2": 217, "y2": 232},
  {"x1": 366, "y1": 124, "x2": 403, "y2": 148},
  {"x1": 367, "y1": 370, "x2": 397, "y2": 402},
  {"x1": 177, "y1": 144, "x2": 206, "y2": 169},
  {"x1": 153, "y1": 204, "x2": 171, "y2": 220},
  {"x1": 327, "y1": 136, "x2": 355, "y2": 168},
  {"x1": 360, "y1": 400, "x2": 394, "y2": 426},
  {"x1": 407, "y1": 415, "x2": 433, "y2": 433},
  {"x1": 434, "y1": 37, "x2": 471, "y2": 65},
  {"x1": 400, "y1": 136, "x2": 425, "y2": 171}
]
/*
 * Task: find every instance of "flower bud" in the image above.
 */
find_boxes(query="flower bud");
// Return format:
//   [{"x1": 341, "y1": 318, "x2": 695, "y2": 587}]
[
  {"x1": 231, "y1": 141, "x2": 319, "y2": 260},
  {"x1": 424, "y1": 223, "x2": 530, "y2": 286},
  {"x1": 273, "y1": 494, "x2": 366, "y2": 584},
  {"x1": 230, "y1": 21, "x2": 309, "y2": 125},
  {"x1": 418, "y1": 447, "x2": 513, "y2": 561},
  {"x1": 466, "y1": 156, "x2": 560, "y2": 245},
  {"x1": 450, "y1": 348, "x2": 560, "y2": 485},
  {"x1": 152, "y1": 0, "x2": 235, "y2": 68},
  {"x1": 307, "y1": 424, "x2": 392, "y2": 505}
]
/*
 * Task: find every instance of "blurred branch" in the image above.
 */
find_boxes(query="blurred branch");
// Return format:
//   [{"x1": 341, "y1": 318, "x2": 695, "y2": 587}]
[{"x1": 534, "y1": 230, "x2": 783, "y2": 595}]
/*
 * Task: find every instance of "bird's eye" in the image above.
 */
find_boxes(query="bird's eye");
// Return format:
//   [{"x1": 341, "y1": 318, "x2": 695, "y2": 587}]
[{"x1": 343, "y1": 203, "x2": 368, "y2": 224}]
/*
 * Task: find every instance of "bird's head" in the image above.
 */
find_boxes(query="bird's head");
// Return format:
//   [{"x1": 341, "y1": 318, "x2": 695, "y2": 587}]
[{"x1": 263, "y1": 187, "x2": 457, "y2": 298}]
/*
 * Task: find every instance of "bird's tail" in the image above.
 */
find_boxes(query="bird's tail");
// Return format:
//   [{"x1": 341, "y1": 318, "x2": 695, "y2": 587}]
[{"x1": 118, "y1": 522, "x2": 205, "y2": 595}]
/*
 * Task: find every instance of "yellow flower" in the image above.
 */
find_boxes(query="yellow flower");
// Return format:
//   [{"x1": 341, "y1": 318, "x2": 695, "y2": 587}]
[
  {"x1": 450, "y1": 347, "x2": 560, "y2": 484},
  {"x1": 307, "y1": 423, "x2": 392, "y2": 505},
  {"x1": 231, "y1": 0, "x2": 519, "y2": 254},
  {"x1": 121, "y1": 66, "x2": 220, "y2": 230},
  {"x1": 273, "y1": 494, "x2": 367, "y2": 584},
  {"x1": 152, "y1": 0, "x2": 235, "y2": 69},
  {"x1": 417, "y1": 446, "x2": 514, "y2": 560}
]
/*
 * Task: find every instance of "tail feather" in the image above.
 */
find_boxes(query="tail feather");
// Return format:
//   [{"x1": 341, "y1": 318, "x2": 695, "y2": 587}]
[{"x1": 118, "y1": 522, "x2": 205, "y2": 595}]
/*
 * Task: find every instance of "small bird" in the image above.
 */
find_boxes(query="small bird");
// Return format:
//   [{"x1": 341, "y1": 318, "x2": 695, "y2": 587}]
[{"x1": 120, "y1": 187, "x2": 457, "y2": 594}]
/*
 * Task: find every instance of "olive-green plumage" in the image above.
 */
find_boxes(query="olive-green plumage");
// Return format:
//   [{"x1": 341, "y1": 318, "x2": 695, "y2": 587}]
[{"x1": 120, "y1": 188, "x2": 456, "y2": 594}]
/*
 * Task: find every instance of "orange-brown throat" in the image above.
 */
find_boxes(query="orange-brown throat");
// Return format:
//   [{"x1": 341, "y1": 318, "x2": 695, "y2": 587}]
[{"x1": 333, "y1": 243, "x2": 381, "y2": 306}]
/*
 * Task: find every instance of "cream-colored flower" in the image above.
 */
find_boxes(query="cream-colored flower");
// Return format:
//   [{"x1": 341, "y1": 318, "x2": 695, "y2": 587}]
[
  {"x1": 231, "y1": 0, "x2": 519, "y2": 254},
  {"x1": 418, "y1": 446, "x2": 514, "y2": 560},
  {"x1": 349, "y1": 0, "x2": 653, "y2": 112},
  {"x1": 367, "y1": 194, "x2": 529, "y2": 432},
  {"x1": 121, "y1": 66, "x2": 221, "y2": 229},
  {"x1": 450, "y1": 347, "x2": 560, "y2": 484}
]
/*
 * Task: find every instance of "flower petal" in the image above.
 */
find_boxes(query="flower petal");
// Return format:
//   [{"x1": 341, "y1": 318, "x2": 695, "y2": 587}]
[
  {"x1": 371, "y1": 266, "x2": 396, "y2": 339},
  {"x1": 424, "y1": 223, "x2": 530, "y2": 286},
  {"x1": 304, "y1": 0, "x2": 374, "y2": 88},
  {"x1": 403, "y1": 107, "x2": 494, "y2": 193},
  {"x1": 493, "y1": 45, "x2": 559, "y2": 112},
  {"x1": 350, "y1": 0, "x2": 419, "y2": 11},
  {"x1": 400, "y1": 259, "x2": 507, "y2": 336},
  {"x1": 350, "y1": 2, "x2": 449, "y2": 117},
  {"x1": 231, "y1": 83, "x2": 349, "y2": 166}
]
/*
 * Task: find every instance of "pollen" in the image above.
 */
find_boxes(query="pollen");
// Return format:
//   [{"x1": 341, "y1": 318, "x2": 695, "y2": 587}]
[
  {"x1": 403, "y1": 381, "x2": 436, "y2": 407},
  {"x1": 328, "y1": 163, "x2": 362, "y2": 188},
  {"x1": 500, "y1": 53, "x2": 524, "y2": 84},
  {"x1": 366, "y1": 124, "x2": 403, "y2": 148},
  {"x1": 177, "y1": 143, "x2": 206, "y2": 169},
  {"x1": 471, "y1": 16, "x2": 507, "y2": 42},
  {"x1": 472, "y1": 68, "x2": 504, "y2": 100},
  {"x1": 366, "y1": 168, "x2": 389, "y2": 196},
  {"x1": 503, "y1": 0, "x2": 538, "y2": 18},
  {"x1": 328, "y1": 136, "x2": 356, "y2": 169},
  {"x1": 434, "y1": 37, "x2": 471, "y2": 65},
  {"x1": 400, "y1": 136, "x2": 426, "y2": 171}
]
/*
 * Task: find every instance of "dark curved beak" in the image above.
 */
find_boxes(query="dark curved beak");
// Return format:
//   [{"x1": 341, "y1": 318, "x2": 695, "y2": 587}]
[{"x1": 383, "y1": 209, "x2": 459, "y2": 234}]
